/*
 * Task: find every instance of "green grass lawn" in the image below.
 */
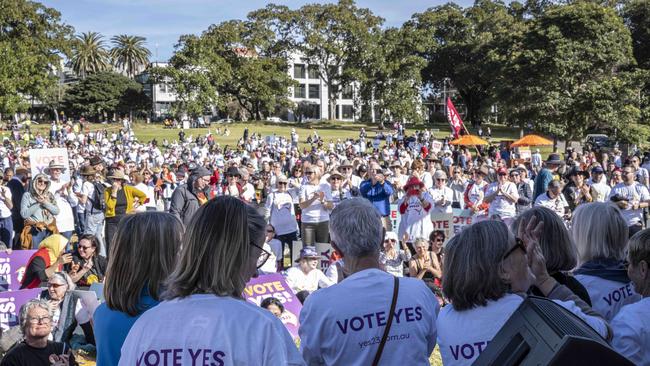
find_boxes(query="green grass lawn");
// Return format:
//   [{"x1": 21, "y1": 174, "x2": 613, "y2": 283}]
[{"x1": 13, "y1": 119, "x2": 555, "y2": 157}]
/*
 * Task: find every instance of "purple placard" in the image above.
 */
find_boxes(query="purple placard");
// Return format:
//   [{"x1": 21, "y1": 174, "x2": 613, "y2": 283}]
[
  {"x1": 0, "y1": 288, "x2": 42, "y2": 331},
  {"x1": 0, "y1": 250, "x2": 37, "y2": 292},
  {"x1": 244, "y1": 273, "x2": 302, "y2": 339}
]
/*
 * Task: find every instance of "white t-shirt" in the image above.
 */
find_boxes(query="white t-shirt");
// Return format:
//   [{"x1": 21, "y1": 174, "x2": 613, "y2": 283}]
[
  {"x1": 574, "y1": 274, "x2": 642, "y2": 322},
  {"x1": 0, "y1": 187, "x2": 12, "y2": 218},
  {"x1": 285, "y1": 266, "x2": 334, "y2": 294},
  {"x1": 428, "y1": 186, "x2": 454, "y2": 214},
  {"x1": 608, "y1": 183, "x2": 650, "y2": 226},
  {"x1": 437, "y1": 293, "x2": 609, "y2": 366},
  {"x1": 119, "y1": 294, "x2": 303, "y2": 366},
  {"x1": 49, "y1": 180, "x2": 76, "y2": 232},
  {"x1": 534, "y1": 192, "x2": 569, "y2": 218},
  {"x1": 265, "y1": 191, "x2": 299, "y2": 236},
  {"x1": 299, "y1": 269, "x2": 439, "y2": 366},
  {"x1": 299, "y1": 183, "x2": 332, "y2": 223},
  {"x1": 610, "y1": 297, "x2": 650, "y2": 365},
  {"x1": 397, "y1": 193, "x2": 435, "y2": 242},
  {"x1": 591, "y1": 182, "x2": 611, "y2": 202},
  {"x1": 485, "y1": 182, "x2": 519, "y2": 218},
  {"x1": 466, "y1": 181, "x2": 487, "y2": 216}
]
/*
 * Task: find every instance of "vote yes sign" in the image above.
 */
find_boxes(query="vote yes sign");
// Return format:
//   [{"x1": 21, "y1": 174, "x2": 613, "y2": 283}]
[
  {"x1": 0, "y1": 250, "x2": 36, "y2": 292},
  {"x1": 29, "y1": 148, "x2": 71, "y2": 183},
  {"x1": 243, "y1": 273, "x2": 302, "y2": 339}
]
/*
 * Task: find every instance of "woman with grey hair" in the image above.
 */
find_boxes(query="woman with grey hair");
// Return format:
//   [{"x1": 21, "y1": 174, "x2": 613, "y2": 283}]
[
  {"x1": 38, "y1": 272, "x2": 95, "y2": 346},
  {"x1": 119, "y1": 197, "x2": 302, "y2": 365},
  {"x1": 1, "y1": 299, "x2": 77, "y2": 365},
  {"x1": 573, "y1": 202, "x2": 643, "y2": 321},
  {"x1": 512, "y1": 206, "x2": 591, "y2": 305},
  {"x1": 437, "y1": 220, "x2": 609, "y2": 366}
]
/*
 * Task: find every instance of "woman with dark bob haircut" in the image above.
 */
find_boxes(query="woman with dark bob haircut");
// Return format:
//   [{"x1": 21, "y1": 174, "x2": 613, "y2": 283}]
[
  {"x1": 436, "y1": 219, "x2": 609, "y2": 366},
  {"x1": 511, "y1": 206, "x2": 591, "y2": 305},
  {"x1": 119, "y1": 196, "x2": 302, "y2": 365},
  {"x1": 93, "y1": 212, "x2": 183, "y2": 366}
]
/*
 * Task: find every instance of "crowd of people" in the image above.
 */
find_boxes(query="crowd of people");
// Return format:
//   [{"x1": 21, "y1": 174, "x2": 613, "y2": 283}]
[{"x1": 0, "y1": 119, "x2": 648, "y2": 365}]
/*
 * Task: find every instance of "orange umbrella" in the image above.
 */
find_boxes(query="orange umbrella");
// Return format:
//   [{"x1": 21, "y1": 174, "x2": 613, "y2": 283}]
[
  {"x1": 510, "y1": 134, "x2": 553, "y2": 147},
  {"x1": 450, "y1": 134, "x2": 489, "y2": 146}
]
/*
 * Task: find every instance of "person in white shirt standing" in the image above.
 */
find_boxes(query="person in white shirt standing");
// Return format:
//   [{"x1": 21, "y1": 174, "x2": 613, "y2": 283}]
[
  {"x1": 589, "y1": 166, "x2": 611, "y2": 202},
  {"x1": 610, "y1": 228, "x2": 650, "y2": 365},
  {"x1": 483, "y1": 167, "x2": 519, "y2": 225},
  {"x1": 534, "y1": 180, "x2": 570, "y2": 220},
  {"x1": 428, "y1": 170, "x2": 453, "y2": 215},
  {"x1": 300, "y1": 198, "x2": 439, "y2": 366},
  {"x1": 265, "y1": 175, "x2": 299, "y2": 269},
  {"x1": 631, "y1": 155, "x2": 649, "y2": 188},
  {"x1": 609, "y1": 164, "x2": 650, "y2": 237},
  {"x1": 45, "y1": 160, "x2": 77, "y2": 240}
]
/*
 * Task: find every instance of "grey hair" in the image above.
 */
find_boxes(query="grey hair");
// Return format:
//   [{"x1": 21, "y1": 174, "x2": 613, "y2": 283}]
[
  {"x1": 329, "y1": 198, "x2": 383, "y2": 258},
  {"x1": 512, "y1": 206, "x2": 577, "y2": 272},
  {"x1": 442, "y1": 220, "x2": 511, "y2": 311},
  {"x1": 628, "y1": 228, "x2": 650, "y2": 266},
  {"x1": 571, "y1": 202, "x2": 628, "y2": 264},
  {"x1": 19, "y1": 299, "x2": 52, "y2": 334},
  {"x1": 49, "y1": 272, "x2": 76, "y2": 291},
  {"x1": 163, "y1": 196, "x2": 266, "y2": 299}
]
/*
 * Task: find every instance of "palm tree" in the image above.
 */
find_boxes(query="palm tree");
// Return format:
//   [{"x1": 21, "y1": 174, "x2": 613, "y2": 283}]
[
  {"x1": 110, "y1": 35, "x2": 151, "y2": 78},
  {"x1": 70, "y1": 32, "x2": 110, "y2": 79}
]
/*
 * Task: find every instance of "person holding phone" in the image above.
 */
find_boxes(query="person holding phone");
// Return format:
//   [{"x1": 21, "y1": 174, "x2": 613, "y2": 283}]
[{"x1": 20, "y1": 234, "x2": 71, "y2": 290}]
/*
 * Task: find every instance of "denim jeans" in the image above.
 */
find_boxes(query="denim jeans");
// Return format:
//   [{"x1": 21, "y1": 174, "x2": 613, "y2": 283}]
[{"x1": 85, "y1": 211, "x2": 106, "y2": 256}]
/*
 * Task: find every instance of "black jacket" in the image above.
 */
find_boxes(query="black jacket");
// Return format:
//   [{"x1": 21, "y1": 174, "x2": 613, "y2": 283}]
[{"x1": 6, "y1": 178, "x2": 25, "y2": 248}]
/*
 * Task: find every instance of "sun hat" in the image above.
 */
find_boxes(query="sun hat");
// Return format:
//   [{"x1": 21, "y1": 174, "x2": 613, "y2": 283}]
[
  {"x1": 44, "y1": 160, "x2": 67, "y2": 174},
  {"x1": 295, "y1": 246, "x2": 320, "y2": 262},
  {"x1": 80, "y1": 165, "x2": 97, "y2": 176}
]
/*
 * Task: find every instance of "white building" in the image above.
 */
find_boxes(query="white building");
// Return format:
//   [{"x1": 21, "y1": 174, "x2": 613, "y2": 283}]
[
  {"x1": 286, "y1": 53, "x2": 358, "y2": 122},
  {"x1": 137, "y1": 62, "x2": 178, "y2": 118}
]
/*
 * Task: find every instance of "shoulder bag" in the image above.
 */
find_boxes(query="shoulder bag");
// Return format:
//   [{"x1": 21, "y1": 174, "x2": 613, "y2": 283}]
[{"x1": 372, "y1": 276, "x2": 400, "y2": 366}]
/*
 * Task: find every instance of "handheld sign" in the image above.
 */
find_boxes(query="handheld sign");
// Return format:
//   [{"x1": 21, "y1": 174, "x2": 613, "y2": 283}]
[
  {"x1": 0, "y1": 250, "x2": 36, "y2": 292},
  {"x1": 244, "y1": 273, "x2": 302, "y2": 339},
  {"x1": 29, "y1": 148, "x2": 71, "y2": 183}
]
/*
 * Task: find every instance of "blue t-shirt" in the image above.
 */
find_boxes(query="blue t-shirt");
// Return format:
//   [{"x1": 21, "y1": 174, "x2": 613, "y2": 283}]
[
  {"x1": 533, "y1": 168, "x2": 553, "y2": 200},
  {"x1": 93, "y1": 291, "x2": 159, "y2": 366}
]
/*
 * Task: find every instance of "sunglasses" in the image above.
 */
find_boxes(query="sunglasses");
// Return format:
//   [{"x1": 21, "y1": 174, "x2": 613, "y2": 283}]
[
  {"x1": 278, "y1": 182, "x2": 288, "y2": 185},
  {"x1": 502, "y1": 238, "x2": 526, "y2": 260},
  {"x1": 384, "y1": 239, "x2": 396, "y2": 243},
  {"x1": 305, "y1": 171, "x2": 315, "y2": 175},
  {"x1": 78, "y1": 245, "x2": 93, "y2": 250},
  {"x1": 330, "y1": 177, "x2": 342, "y2": 181}
]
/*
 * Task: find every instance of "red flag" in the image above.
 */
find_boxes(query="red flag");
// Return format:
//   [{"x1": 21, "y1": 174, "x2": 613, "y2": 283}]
[{"x1": 446, "y1": 98, "x2": 465, "y2": 138}]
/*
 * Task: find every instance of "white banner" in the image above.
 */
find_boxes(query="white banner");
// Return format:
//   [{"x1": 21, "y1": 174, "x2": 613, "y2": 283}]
[{"x1": 29, "y1": 148, "x2": 71, "y2": 183}]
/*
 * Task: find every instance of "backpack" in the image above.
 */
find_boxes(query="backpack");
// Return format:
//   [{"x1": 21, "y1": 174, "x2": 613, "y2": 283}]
[{"x1": 91, "y1": 182, "x2": 106, "y2": 211}]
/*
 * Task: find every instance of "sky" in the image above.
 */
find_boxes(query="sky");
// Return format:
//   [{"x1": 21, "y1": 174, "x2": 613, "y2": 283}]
[{"x1": 40, "y1": 0, "x2": 474, "y2": 61}]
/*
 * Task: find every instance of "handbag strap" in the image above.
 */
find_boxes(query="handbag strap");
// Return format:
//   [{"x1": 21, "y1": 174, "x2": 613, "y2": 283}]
[{"x1": 372, "y1": 276, "x2": 400, "y2": 366}]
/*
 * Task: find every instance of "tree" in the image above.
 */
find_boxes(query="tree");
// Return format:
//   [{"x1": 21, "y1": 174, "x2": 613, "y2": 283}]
[
  {"x1": 63, "y1": 71, "x2": 148, "y2": 120},
  {"x1": 70, "y1": 31, "x2": 110, "y2": 78},
  {"x1": 292, "y1": 0, "x2": 384, "y2": 120},
  {"x1": 500, "y1": 2, "x2": 647, "y2": 144},
  {"x1": 110, "y1": 34, "x2": 151, "y2": 78},
  {"x1": 408, "y1": 0, "x2": 525, "y2": 126},
  {"x1": 0, "y1": 0, "x2": 73, "y2": 118},
  {"x1": 356, "y1": 27, "x2": 426, "y2": 125},
  {"x1": 158, "y1": 18, "x2": 295, "y2": 120}
]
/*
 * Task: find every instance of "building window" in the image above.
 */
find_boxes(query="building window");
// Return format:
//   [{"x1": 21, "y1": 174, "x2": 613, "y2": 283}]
[
  {"x1": 308, "y1": 85, "x2": 320, "y2": 99},
  {"x1": 342, "y1": 84, "x2": 354, "y2": 99},
  {"x1": 294, "y1": 84, "x2": 306, "y2": 98},
  {"x1": 308, "y1": 65, "x2": 319, "y2": 79},
  {"x1": 341, "y1": 105, "x2": 354, "y2": 119},
  {"x1": 293, "y1": 64, "x2": 306, "y2": 79}
]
